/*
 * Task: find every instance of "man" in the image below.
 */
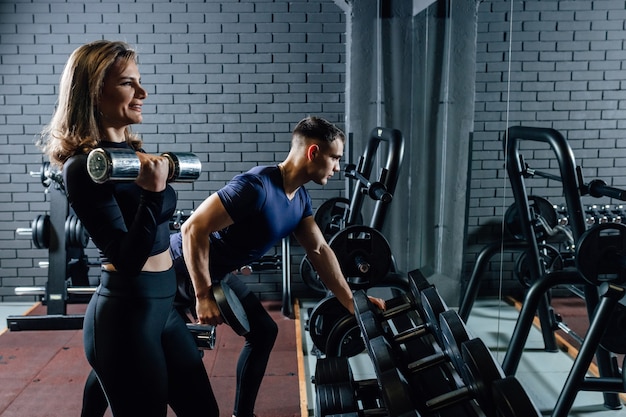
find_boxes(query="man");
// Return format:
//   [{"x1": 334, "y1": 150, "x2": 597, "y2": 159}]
[{"x1": 179, "y1": 116, "x2": 385, "y2": 417}]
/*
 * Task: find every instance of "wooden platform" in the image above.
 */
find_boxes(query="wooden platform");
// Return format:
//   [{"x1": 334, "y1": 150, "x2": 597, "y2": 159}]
[{"x1": 0, "y1": 301, "x2": 301, "y2": 417}]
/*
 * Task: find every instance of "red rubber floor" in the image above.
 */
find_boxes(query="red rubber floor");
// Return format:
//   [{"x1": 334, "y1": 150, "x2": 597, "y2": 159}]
[{"x1": 0, "y1": 301, "x2": 300, "y2": 417}]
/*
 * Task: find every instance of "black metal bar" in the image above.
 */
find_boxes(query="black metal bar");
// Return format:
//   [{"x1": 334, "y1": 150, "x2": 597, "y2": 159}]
[
  {"x1": 347, "y1": 127, "x2": 404, "y2": 231},
  {"x1": 551, "y1": 284, "x2": 625, "y2": 417},
  {"x1": 502, "y1": 269, "x2": 582, "y2": 375},
  {"x1": 46, "y1": 185, "x2": 69, "y2": 315},
  {"x1": 458, "y1": 239, "x2": 529, "y2": 322},
  {"x1": 7, "y1": 314, "x2": 84, "y2": 331}
]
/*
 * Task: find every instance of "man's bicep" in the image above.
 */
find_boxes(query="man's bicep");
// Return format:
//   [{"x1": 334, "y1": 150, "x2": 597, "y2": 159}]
[{"x1": 293, "y1": 216, "x2": 326, "y2": 253}]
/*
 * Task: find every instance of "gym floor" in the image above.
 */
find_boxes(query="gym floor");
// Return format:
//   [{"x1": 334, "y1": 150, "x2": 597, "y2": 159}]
[{"x1": 2, "y1": 293, "x2": 626, "y2": 417}]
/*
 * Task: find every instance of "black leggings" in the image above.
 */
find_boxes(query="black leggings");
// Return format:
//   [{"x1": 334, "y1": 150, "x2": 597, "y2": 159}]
[
  {"x1": 83, "y1": 269, "x2": 218, "y2": 417},
  {"x1": 233, "y1": 291, "x2": 279, "y2": 417},
  {"x1": 81, "y1": 273, "x2": 278, "y2": 417}
]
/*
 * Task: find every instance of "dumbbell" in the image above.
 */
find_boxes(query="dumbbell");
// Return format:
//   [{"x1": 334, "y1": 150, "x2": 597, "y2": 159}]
[
  {"x1": 308, "y1": 295, "x2": 365, "y2": 357},
  {"x1": 360, "y1": 335, "x2": 422, "y2": 417},
  {"x1": 313, "y1": 357, "x2": 385, "y2": 416},
  {"x1": 210, "y1": 280, "x2": 250, "y2": 336},
  {"x1": 186, "y1": 323, "x2": 216, "y2": 350},
  {"x1": 87, "y1": 148, "x2": 201, "y2": 183},
  {"x1": 404, "y1": 309, "x2": 472, "y2": 379},
  {"x1": 423, "y1": 338, "x2": 505, "y2": 417},
  {"x1": 491, "y1": 375, "x2": 542, "y2": 417},
  {"x1": 353, "y1": 286, "x2": 448, "y2": 348}
]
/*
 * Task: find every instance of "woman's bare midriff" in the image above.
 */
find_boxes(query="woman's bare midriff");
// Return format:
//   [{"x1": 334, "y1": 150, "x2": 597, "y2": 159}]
[{"x1": 101, "y1": 250, "x2": 173, "y2": 272}]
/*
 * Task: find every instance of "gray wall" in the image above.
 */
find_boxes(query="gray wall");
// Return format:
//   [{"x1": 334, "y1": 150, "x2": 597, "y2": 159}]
[
  {"x1": 0, "y1": 0, "x2": 347, "y2": 302},
  {"x1": 3, "y1": 0, "x2": 626, "y2": 306},
  {"x1": 466, "y1": 0, "x2": 626, "y2": 298}
]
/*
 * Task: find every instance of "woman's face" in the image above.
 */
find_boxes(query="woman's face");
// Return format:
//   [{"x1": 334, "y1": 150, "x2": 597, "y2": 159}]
[{"x1": 98, "y1": 58, "x2": 147, "y2": 134}]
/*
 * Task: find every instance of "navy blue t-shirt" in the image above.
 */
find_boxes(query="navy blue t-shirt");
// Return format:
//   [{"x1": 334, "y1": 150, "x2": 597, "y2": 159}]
[
  {"x1": 171, "y1": 165, "x2": 312, "y2": 281},
  {"x1": 212, "y1": 165, "x2": 312, "y2": 277}
]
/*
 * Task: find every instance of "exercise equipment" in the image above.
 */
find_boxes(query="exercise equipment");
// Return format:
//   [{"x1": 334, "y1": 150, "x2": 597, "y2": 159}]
[
  {"x1": 423, "y1": 338, "x2": 504, "y2": 416},
  {"x1": 87, "y1": 148, "x2": 201, "y2": 183},
  {"x1": 314, "y1": 356, "x2": 396, "y2": 414},
  {"x1": 211, "y1": 280, "x2": 250, "y2": 336},
  {"x1": 17, "y1": 213, "x2": 90, "y2": 250},
  {"x1": 504, "y1": 195, "x2": 558, "y2": 241},
  {"x1": 405, "y1": 309, "x2": 472, "y2": 377},
  {"x1": 186, "y1": 323, "x2": 216, "y2": 350},
  {"x1": 498, "y1": 126, "x2": 626, "y2": 415},
  {"x1": 307, "y1": 295, "x2": 364, "y2": 357},
  {"x1": 314, "y1": 197, "x2": 363, "y2": 242},
  {"x1": 300, "y1": 127, "x2": 404, "y2": 294},
  {"x1": 9, "y1": 278, "x2": 249, "y2": 339},
  {"x1": 329, "y1": 225, "x2": 393, "y2": 290},
  {"x1": 575, "y1": 222, "x2": 626, "y2": 286},
  {"x1": 491, "y1": 376, "x2": 542, "y2": 417}
]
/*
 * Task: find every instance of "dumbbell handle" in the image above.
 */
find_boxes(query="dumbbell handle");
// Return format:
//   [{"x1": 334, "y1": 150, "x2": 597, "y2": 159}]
[
  {"x1": 15, "y1": 228, "x2": 31, "y2": 236},
  {"x1": 87, "y1": 148, "x2": 201, "y2": 183}
]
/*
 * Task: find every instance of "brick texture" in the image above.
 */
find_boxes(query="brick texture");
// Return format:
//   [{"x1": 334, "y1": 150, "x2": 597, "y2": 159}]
[
  {"x1": 467, "y1": 0, "x2": 626, "y2": 298},
  {"x1": 0, "y1": 0, "x2": 346, "y2": 302}
]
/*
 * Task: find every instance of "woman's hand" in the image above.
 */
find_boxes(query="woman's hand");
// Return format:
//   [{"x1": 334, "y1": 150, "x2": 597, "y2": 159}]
[{"x1": 135, "y1": 152, "x2": 169, "y2": 192}]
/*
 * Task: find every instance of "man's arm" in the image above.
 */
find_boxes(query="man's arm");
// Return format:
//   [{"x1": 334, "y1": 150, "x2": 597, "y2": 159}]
[
  {"x1": 181, "y1": 192, "x2": 234, "y2": 325},
  {"x1": 293, "y1": 216, "x2": 357, "y2": 313}
]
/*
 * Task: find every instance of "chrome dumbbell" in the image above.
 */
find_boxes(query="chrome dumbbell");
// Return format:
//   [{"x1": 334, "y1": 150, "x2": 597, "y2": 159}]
[{"x1": 87, "y1": 148, "x2": 202, "y2": 184}]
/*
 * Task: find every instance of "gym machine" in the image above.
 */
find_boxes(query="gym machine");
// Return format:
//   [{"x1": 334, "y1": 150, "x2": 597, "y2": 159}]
[{"x1": 477, "y1": 126, "x2": 626, "y2": 416}]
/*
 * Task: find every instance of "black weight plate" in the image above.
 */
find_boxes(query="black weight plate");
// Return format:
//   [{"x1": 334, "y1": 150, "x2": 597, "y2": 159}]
[
  {"x1": 355, "y1": 309, "x2": 384, "y2": 342},
  {"x1": 352, "y1": 289, "x2": 374, "y2": 316},
  {"x1": 492, "y1": 375, "x2": 542, "y2": 417},
  {"x1": 420, "y1": 286, "x2": 448, "y2": 345},
  {"x1": 314, "y1": 197, "x2": 363, "y2": 242},
  {"x1": 504, "y1": 195, "x2": 557, "y2": 241},
  {"x1": 299, "y1": 255, "x2": 328, "y2": 294},
  {"x1": 64, "y1": 215, "x2": 73, "y2": 247},
  {"x1": 315, "y1": 382, "x2": 358, "y2": 417},
  {"x1": 576, "y1": 222, "x2": 626, "y2": 285},
  {"x1": 32, "y1": 214, "x2": 50, "y2": 249},
  {"x1": 407, "y1": 269, "x2": 432, "y2": 306},
  {"x1": 439, "y1": 310, "x2": 472, "y2": 375},
  {"x1": 69, "y1": 214, "x2": 79, "y2": 248},
  {"x1": 308, "y1": 296, "x2": 351, "y2": 355},
  {"x1": 325, "y1": 315, "x2": 365, "y2": 358},
  {"x1": 212, "y1": 281, "x2": 250, "y2": 336},
  {"x1": 364, "y1": 335, "x2": 417, "y2": 417},
  {"x1": 461, "y1": 338, "x2": 505, "y2": 416},
  {"x1": 314, "y1": 356, "x2": 353, "y2": 385},
  {"x1": 74, "y1": 217, "x2": 90, "y2": 248},
  {"x1": 600, "y1": 302, "x2": 626, "y2": 354},
  {"x1": 514, "y1": 244, "x2": 563, "y2": 288},
  {"x1": 329, "y1": 225, "x2": 392, "y2": 290}
]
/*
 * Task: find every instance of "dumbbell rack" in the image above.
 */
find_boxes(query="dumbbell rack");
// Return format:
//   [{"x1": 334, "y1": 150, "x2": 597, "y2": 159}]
[{"x1": 311, "y1": 269, "x2": 542, "y2": 417}]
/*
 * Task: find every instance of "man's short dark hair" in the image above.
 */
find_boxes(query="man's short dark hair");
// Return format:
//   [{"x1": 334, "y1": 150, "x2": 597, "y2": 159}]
[{"x1": 293, "y1": 116, "x2": 345, "y2": 145}]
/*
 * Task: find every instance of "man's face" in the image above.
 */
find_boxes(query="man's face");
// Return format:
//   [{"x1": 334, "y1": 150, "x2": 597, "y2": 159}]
[{"x1": 309, "y1": 139, "x2": 344, "y2": 186}]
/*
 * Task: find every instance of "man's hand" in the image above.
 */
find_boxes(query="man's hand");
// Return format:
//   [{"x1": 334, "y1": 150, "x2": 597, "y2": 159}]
[
  {"x1": 195, "y1": 295, "x2": 224, "y2": 326},
  {"x1": 367, "y1": 295, "x2": 386, "y2": 311}
]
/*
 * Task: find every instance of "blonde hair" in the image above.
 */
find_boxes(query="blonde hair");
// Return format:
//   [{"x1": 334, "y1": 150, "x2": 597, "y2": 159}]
[{"x1": 39, "y1": 40, "x2": 143, "y2": 166}]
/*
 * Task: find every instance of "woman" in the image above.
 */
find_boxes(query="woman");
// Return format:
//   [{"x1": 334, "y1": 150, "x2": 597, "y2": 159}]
[{"x1": 38, "y1": 40, "x2": 217, "y2": 417}]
